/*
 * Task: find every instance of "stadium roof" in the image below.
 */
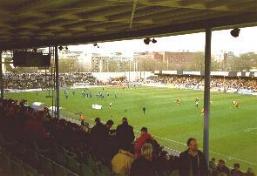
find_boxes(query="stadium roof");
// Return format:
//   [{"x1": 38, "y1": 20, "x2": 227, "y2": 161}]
[{"x1": 0, "y1": 0, "x2": 256, "y2": 49}]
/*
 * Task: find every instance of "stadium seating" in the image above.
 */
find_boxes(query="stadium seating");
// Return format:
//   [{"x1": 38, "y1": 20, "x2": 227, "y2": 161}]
[{"x1": 0, "y1": 98, "x2": 255, "y2": 176}]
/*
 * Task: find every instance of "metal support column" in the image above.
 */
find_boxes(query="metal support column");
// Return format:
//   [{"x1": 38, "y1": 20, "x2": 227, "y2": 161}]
[
  {"x1": 55, "y1": 46, "x2": 60, "y2": 118},
  {"x1": 203, "y1": 28, "x2": 212, "y2": 166},
  {"x1": 0, "y1": 51, "x2": 3, "y2": 99}
]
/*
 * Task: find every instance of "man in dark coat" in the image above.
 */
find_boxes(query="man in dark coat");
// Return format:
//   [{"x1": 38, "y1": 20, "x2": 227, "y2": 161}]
[
  {"x1": 103, "y1": 119, "x2": 117, "y2": 162},
  {"x1": 116, "y1": 117, "x2": 135, "y2": 150},
  {"x1": 91, "y1": 117, "x2": 106, "y2": 140},
  {"x1": 90, "y1": 117, "x2": 106, "y2": 159},
  {"x1": 179, "y1": 138, "x2": 208, "y2": 176}
]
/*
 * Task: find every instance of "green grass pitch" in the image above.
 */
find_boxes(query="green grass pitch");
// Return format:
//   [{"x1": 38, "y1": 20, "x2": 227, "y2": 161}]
[{"x1": 5, "y1": 87, "x2": 257, "y2": 170}]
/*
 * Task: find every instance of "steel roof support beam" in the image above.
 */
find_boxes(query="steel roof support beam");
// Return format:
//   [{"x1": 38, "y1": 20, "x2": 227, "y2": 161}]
[
  {"x1": 203, "y1": 27, "x2": 212, "y2": 167},
  {"x1": 55, "y1": 45, "x2": 60, "y2": 118}
]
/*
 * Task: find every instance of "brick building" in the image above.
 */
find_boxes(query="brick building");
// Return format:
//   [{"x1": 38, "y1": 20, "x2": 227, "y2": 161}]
[{"x1": 134, "y1": 51, "x2": 202, "y2": 70}]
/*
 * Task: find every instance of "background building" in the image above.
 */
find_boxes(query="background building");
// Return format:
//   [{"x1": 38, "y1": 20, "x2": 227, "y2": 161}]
[
  {"x1": 91, "y1": 52, "x2": 132, "y2": 72},
  {"x1": 134, "y1": 51, "x2": 204, "y2": 71}
]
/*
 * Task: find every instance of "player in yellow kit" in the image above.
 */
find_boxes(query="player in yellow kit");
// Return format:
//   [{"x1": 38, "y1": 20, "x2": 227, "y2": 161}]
[
  {"x1": 232, "y1": 100, "x2": 240, "y2": 108},
  {"x1": 176, "y1": 98, "x2": 181, "y2": 105}
]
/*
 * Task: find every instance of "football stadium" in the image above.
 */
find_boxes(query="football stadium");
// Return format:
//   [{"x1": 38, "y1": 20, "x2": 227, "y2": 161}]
[{"x1": 0, "y1": 1, "x2": 257, "y2": 176}]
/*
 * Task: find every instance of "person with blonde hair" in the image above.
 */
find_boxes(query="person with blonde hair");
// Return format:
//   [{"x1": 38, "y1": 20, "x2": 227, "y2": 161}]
[
  {"x1": 130, "y1": 143, "x2": 156, "y2": 176},
  {"x1": 141, "y1": 143, "x2": 153, "y2": 160}
]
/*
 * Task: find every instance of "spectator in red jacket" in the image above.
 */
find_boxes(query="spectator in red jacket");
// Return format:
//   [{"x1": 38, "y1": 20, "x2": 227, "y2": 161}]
[{"x1": 134, "y1": 127, "x2": 152, "y2": 158}]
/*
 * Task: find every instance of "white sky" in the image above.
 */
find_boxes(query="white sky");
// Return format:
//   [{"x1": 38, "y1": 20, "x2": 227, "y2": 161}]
[{"x1": 69, "y1": 26, "x2": 257, "y2": 58}]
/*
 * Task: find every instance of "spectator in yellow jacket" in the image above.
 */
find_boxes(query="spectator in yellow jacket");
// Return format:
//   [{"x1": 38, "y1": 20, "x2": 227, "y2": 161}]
[{"x1": 111, "y1": 145, "x2": 135, "y2": 176}]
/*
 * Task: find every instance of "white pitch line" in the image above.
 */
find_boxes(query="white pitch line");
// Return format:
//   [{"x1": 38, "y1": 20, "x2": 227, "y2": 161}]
[{"x1": 244, "y1": 128, "x2": 257, "y2": 132}]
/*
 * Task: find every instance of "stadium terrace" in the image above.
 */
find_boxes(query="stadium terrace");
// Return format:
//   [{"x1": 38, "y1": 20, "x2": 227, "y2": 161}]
[{"x1": 1, "y1": 98, "x2": 256, "y2": 176}]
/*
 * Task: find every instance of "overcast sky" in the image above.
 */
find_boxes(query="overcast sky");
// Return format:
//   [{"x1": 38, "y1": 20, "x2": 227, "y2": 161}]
[{"x1": 69, "y1": 26, "x2": 257, "y2": 58}]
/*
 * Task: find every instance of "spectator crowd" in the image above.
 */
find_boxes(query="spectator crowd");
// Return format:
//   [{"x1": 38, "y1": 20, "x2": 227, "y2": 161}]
[
  {"x1": 150, "y1": 75, "x2": 257, "y2": 93},
  {"x1": 3, "y1": 73, "x2": 257, "y2": 93},
  {"x1": 0, "y1": 98, "x2": 255, "y2": 176},
  {"x1": 3, "y1": 72, "x2": 96, "y2": 89}
]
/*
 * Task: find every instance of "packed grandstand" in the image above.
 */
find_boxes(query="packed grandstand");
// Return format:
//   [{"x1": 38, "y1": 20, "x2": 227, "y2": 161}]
[
  {"x1": 3, "y1": 71, "x2": 257, "y2": 94},
  {"x1": 0, "y1": 71, "x2": 256, "y2": 176}
]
